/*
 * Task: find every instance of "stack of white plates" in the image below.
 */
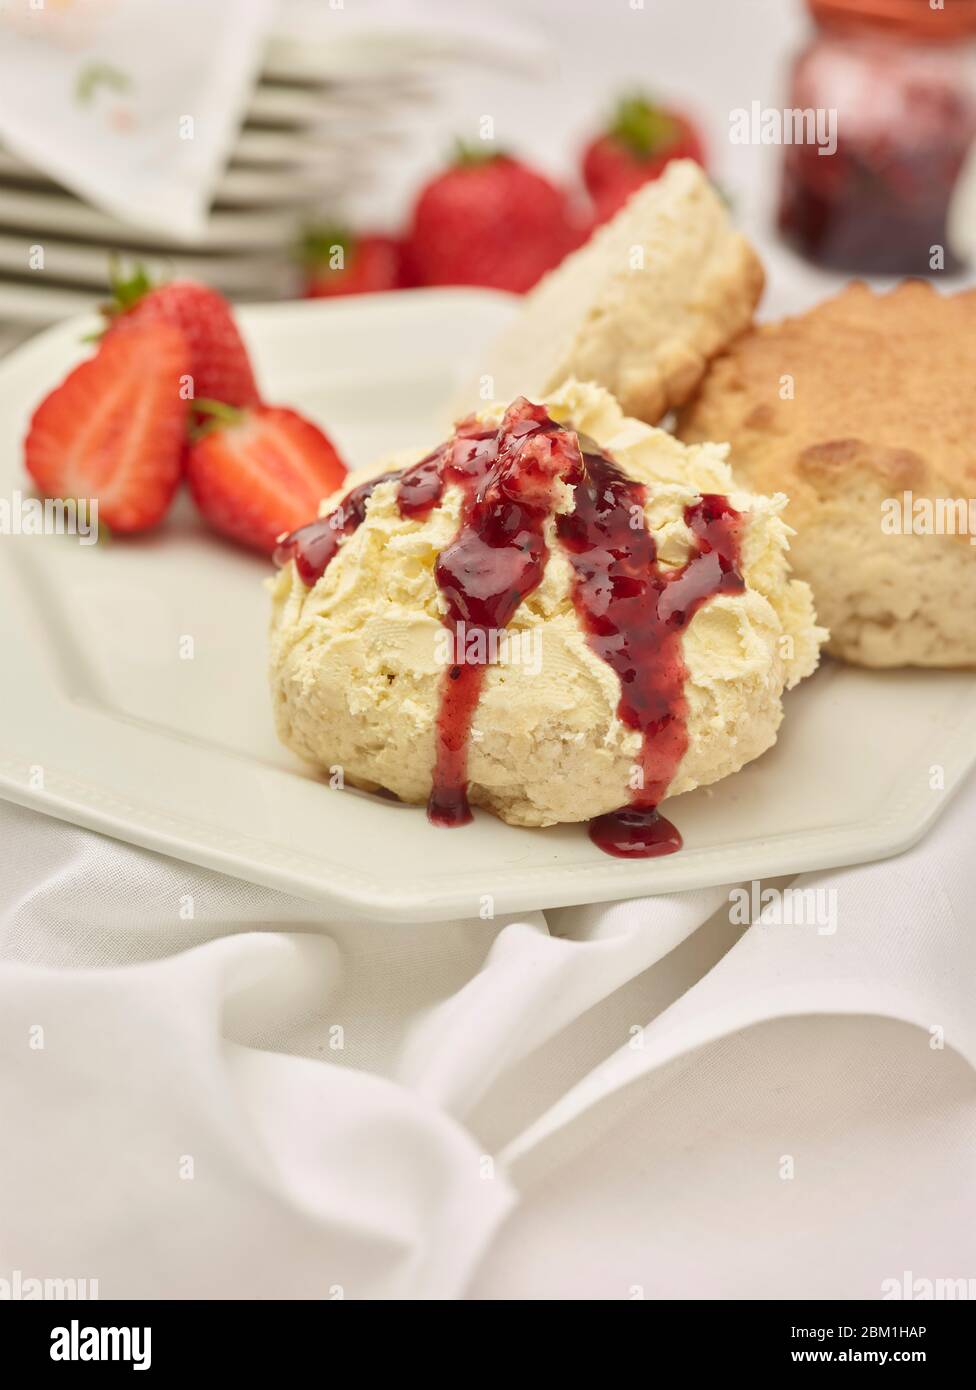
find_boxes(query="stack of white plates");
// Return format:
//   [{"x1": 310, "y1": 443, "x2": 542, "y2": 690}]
[{"x1": 0, "y1": 22, "x2": 442, "y2": 346}]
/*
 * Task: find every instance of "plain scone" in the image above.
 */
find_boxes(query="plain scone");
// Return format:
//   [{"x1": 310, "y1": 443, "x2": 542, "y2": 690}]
[
  {"x1": 269, "y1": 382, "x2": 825, "y2": 828},
  {"x1": 455, "y1": 160, "x2": 764, "y2": 425},
  {"x1": 677, "y1": 281, "x2": 976, "y2": 668}
]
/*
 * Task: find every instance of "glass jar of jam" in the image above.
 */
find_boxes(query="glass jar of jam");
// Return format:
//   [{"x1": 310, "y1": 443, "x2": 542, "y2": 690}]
[{"x1": 778, "y1": 0, "x2": 976, "y2": 274}]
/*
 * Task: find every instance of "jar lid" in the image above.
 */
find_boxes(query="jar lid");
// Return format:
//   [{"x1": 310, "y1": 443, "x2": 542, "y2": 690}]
[{"x1": 809, "y1": 0, "x2": 976, "y2": 39}]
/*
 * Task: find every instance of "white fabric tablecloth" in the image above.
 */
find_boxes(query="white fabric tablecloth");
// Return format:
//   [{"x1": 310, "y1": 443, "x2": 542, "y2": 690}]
[{"x1": 1, "y1": 775, "x2": 973, "y2": 1300}]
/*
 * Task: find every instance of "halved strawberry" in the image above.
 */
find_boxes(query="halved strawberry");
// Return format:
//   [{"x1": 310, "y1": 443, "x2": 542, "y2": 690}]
[
  {"x1": 103, "y1": 269, "x2": 260, "y2": 411},
  {"x1": 186, "y1": 404, "x2": 347, "y2": 555},
  {"x1": 25, "y1": 320, "x2": 190, "y2": 533}
]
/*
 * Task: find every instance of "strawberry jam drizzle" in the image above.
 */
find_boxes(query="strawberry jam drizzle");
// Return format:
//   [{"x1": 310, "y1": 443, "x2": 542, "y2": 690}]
[
  {"x1": 428, "y1": 400, "x2": 575, "y2": 826},
  {"x1": 557, "y1": 452, "x2": 744, "y2": 857},
  {"x1": 273, "y1": 403, "x2": 745, "y2": 858},
  {"x1": 272, "y1": 469, "x2": 401, "y2": 585}
]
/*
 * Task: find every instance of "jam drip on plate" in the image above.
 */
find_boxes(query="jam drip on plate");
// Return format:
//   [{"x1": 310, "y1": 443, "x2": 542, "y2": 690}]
[{"x1": 273, "y1": 404, "x2": 745, "y2": 858}]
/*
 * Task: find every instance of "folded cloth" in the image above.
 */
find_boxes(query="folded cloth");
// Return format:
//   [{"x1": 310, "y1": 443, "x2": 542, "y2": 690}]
[
  {"x1": 0, "y1": 774, "x2": 973, "y2": 1299},
  {"x1": 0, "y1": 0, "x2": 274, "y2": 241}
]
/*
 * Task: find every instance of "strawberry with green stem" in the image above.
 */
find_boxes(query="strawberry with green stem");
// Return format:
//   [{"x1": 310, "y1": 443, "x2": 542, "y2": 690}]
[
  {"x1": 101, "y1": 265, "x2": 260, "y2": 414},
  {"x1": 582, "y1": 94, "x2": 706, "y2": 222}
]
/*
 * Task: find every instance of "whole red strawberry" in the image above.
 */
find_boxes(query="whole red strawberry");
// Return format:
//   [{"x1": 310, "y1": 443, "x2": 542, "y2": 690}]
[
  {"x1": 582, "y1": 95, "x2": 706, "y2": 223},
  {"x1": 405, "y1": 144, "x2": 577, "y2": 294},
  {"x1": 102, "y1": 268, "x2": 260, "y2": 410},
  {"x1": 301, "y1": 227, "x2": 404, "y2": 298},
  {"x1": 186, "y1": 403, "x2": 347, "y2": 555},
  {"x1": 25, "y1": 320, "x2": 190, "y2": 534}
]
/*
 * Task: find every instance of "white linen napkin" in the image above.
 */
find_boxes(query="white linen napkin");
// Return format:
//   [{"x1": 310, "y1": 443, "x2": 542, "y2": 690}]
[
  {"x1": 0, "y1": 0, "x2": 275, "y2": 241},
  {"x1": 0, "y1": 772, "x2": 973, "y2": 1300}
]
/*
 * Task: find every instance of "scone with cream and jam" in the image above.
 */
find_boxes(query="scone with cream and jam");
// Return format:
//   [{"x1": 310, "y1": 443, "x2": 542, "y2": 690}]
[{"x1": 269, "y1": 382, "x2": 825, "y2": 856}]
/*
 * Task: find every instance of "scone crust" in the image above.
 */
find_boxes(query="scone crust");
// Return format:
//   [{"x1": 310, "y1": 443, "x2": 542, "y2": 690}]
[
  {"x1": 677, "y1": 280, "x2": 976, "y2": 668},
  {"x1": 465, "y1": 160, "x2": 764, "y2": 425}
]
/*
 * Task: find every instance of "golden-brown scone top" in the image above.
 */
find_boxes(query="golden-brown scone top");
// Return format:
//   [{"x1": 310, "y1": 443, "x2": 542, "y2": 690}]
[
  {"x1": 677, "y1": 280, "x2": 976, "y2": 668},
  {"x1": 456, "y1": 160, "x2": 764, "y2": 425}
]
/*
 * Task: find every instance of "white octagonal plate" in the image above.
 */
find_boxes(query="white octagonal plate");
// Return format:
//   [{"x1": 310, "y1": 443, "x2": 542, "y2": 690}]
[{"x1": 1, "y1": 289, "x2": 974, "y2": 921}]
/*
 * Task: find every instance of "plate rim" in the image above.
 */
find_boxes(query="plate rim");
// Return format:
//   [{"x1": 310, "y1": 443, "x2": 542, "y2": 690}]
[{"x1": 1, "y1": 292, "x2": 973, "y2": 922}]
